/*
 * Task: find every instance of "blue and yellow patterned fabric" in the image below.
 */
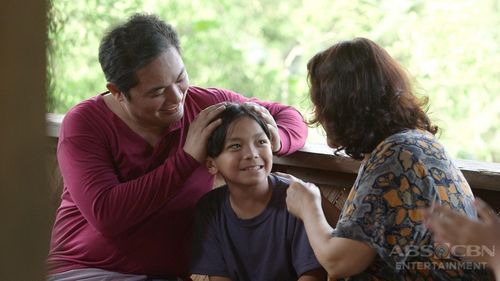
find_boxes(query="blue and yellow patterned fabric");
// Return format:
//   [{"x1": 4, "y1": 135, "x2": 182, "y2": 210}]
[{"x1": 332, "y1": 129, "x2": 492, "y2": 280}]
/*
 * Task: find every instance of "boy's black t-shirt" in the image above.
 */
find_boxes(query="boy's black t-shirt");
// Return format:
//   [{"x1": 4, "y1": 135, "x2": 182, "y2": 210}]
[{"x1": 190, "y1": 174, "x2": 322, "y2": 280}]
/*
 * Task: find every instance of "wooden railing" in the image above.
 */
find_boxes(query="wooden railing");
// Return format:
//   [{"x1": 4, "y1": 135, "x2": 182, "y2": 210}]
[
  {"x1": 46, "y1": 113, "x2": 500, "y2": 213},
  {"x1": 272, "y1": 143, "x2": 500, "y2": 212}
]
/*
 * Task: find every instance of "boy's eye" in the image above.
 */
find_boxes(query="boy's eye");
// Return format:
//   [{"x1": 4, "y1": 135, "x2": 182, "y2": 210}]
[
  {"x1": 227, "y1": 143, "x2": 241, "y2": 149},
  {"x1": 258, "y1": 139, "x2": 268, "y2": 145}
]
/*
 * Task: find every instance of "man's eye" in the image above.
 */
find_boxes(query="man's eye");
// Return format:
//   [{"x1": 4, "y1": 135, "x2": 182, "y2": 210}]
[
  {"x1": 177, "y1": 73, "x2": 187, "y2": 84},
  {"x1": 151, "y1": 89, "x2": 164, "y2": 97}
]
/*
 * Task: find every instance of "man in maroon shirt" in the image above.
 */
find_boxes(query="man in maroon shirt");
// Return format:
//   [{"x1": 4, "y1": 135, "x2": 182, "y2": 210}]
[{"x1": 47, "y1": 13, "x2": 308, "y2": 281}]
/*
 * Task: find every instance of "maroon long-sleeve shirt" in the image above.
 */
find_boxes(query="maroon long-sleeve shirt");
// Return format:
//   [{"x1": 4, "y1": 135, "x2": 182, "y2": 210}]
[{"x1": 47, "y1": 86, "x2": 308, "y2": 279}]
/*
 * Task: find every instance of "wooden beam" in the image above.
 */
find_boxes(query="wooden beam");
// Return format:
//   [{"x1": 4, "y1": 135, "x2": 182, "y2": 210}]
[
  {"x1": 0, "y1": 1, "x2": 50, "y2": 280},
  {"x1": 47, "y1": 116, "x2": 500, "y2": 212},
  {"x1": 274, "y1": 144, "x2": 500, "y2": 192}
]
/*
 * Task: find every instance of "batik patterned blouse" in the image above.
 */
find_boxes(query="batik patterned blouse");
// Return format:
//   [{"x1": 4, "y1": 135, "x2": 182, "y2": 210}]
[{"x1": 332, "y1": 129, "x2": 492, "y2": 280}]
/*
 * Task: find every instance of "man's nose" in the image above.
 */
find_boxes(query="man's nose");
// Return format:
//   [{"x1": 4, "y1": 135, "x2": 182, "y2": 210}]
[{"x1": 165, "y1": 85, "x2": 183, "y2": 103}]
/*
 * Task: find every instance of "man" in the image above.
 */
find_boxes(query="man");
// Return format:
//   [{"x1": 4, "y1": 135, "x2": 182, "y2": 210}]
[{"x1": 47, "y1": 14, "x2": 307, "y2": 281}]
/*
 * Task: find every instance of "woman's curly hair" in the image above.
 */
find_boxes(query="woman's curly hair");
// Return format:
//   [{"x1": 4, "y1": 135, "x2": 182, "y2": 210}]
[{"x1": 307, "y1": 37, "x2": 438, "y2": 160}]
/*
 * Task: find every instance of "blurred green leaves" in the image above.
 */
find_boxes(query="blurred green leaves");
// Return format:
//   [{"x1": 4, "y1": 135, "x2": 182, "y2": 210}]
[{"x1": 47, "y1": 0, "x2": 500, "y2": 162}]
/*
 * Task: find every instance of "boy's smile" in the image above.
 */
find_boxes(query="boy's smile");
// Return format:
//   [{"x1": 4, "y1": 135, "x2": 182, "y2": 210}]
[{"x1": 240, "y1": 164, "x2": 264, "y2": 171}]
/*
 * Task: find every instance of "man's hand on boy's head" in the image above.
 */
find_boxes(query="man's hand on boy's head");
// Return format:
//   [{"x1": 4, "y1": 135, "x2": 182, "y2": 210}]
[
  {"x1": 183, "y1": 103, "x2": 226, "y2": 163},
  {"x1": 244, "y1": 102, "x2": 282, "y2": 153}
]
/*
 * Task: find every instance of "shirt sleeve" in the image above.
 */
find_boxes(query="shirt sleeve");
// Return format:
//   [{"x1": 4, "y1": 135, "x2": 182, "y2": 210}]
[
  {"x1": 57, "y1": 111, "x2": 201, "y2": 238},
  {"x1": 291, "y1": 216, "x2": 323, "y2": 276},
  {"x1": 206, "y1": 88, "x2": 308, "y2": 156},
  {"x1": 190, "y1": 197, "x2": 228, "y2": 277}
]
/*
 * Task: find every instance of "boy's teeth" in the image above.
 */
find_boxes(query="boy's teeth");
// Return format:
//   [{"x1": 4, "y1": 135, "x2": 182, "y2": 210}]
[{"x1": 245, "y1": 166, "x2": 260, "y2": 170}]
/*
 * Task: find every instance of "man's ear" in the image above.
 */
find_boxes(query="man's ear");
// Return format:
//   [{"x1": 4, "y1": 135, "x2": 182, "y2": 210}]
[
  {"x1": 205, "y1": 157, "x2": 219, "y2": 175},
  {"x1": 106, "y1": 82, "x2": 126, "y2": 102}
]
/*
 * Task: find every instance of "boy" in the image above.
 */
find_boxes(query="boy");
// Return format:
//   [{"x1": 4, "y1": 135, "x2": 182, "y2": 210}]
[{"x1": 190, "y1": 103, "x2": 325, "y2": 281}]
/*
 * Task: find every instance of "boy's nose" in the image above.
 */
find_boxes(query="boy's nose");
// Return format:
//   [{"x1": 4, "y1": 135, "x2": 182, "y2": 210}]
[{"x1": 244, "y1": 146, "x2": 259, "y2": 159}]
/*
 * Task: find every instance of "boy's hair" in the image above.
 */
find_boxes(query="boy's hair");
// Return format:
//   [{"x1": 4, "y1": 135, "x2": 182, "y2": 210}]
[{"x1": 207, "y1": 103, "x2": 271, "y2": 158}]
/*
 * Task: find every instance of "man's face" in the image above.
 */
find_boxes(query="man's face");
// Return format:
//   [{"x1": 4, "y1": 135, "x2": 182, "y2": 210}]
[{"x1": 122, "y1": 47, "x2": 189, "y2": 129}]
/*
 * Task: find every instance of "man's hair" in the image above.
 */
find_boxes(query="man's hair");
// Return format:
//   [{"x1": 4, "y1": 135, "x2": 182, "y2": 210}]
[
  {"x1": 307, "y1": 37, "x2": 438, "y2": 160},
  {"x1": 207, "y1": 103, "x2": 271, "y2": 158},
  {"x1": 98, "y1": 13, "x2": 180, "y2": 99}
]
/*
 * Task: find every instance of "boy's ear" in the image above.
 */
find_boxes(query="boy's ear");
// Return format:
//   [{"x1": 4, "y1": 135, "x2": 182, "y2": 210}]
[{"x1": 205, "y1": 158, "x2": 219, "y2": 175}]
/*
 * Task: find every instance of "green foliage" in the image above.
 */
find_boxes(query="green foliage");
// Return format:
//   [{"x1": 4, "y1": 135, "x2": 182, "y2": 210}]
[{"x1": 47, "y1": 0, "x2": 500, "y2": 162}]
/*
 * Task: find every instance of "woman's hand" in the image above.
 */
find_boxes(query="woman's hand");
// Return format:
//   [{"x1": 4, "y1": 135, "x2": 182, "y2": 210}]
[
  {"x1": 183, "y1": 103, "x2": 226, "y2": 163},
  {"x1": 277, "y1": 172, "x2": 376, "y2": 279},
  {"x1": 244, "y1": 102, "x2": 281, "y2": 153},
  {"x1": 276, "y1": 172, "x2": 322, "y2": 220}
]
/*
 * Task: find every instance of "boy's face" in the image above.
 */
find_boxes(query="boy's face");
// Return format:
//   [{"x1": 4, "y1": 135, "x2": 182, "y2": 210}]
[{"x1": 206, "y1": 116, "x2": 273, "y2": 189}]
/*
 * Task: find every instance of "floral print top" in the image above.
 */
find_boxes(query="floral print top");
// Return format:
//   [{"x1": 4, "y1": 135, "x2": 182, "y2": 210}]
[{"x1": 332, "y1": 129, "x2": 492, "y2": 280}]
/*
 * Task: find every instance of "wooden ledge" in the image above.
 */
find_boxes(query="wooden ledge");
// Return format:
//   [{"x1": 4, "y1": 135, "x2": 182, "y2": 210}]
[
  {"x1": 46, "y1": 113, "x2": 63, "y2": 138},
  {"x1": 273, "y1": 144, "x2": 500, "y2": 192},
  {"x1": 454, "y1": 159, "x2": 500, "y2": 191}
]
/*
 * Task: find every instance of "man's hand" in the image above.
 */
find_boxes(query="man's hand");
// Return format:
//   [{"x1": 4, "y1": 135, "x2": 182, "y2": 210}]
[
  {"x1": 183, "y1": 103, "x2": 226, "y2": 163},
  {"x1": 244, "y1": 102, "x2": 281, "y2": 153}
]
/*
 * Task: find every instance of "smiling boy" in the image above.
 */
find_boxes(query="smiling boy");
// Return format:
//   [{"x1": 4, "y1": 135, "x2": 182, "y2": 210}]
[{"x1": 190, "y1": 103, "x2": 325, "y2": 281}]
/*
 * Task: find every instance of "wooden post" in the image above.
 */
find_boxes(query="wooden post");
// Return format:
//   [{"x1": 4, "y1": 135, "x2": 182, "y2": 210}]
[{"x1": 0, "y1": 1, "x2": 50, "y2": 280}]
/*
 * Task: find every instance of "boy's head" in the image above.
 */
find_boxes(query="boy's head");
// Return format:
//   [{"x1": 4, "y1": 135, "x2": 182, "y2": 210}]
[{"x1": 206, "y1": 103, "x2": 273, "y2": 187}]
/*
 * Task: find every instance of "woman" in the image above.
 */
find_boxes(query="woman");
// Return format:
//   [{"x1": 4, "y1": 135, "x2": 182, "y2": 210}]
[
  {"x1": 47, "y1": 14, "x2": 307, "y2": 281},
  {"x1": 283, "y1": 38, "x2": 491, "y2": 280}
]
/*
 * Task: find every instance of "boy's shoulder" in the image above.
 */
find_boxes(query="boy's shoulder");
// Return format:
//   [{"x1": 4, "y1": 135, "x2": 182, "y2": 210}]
[
  {"x1": 269, "y1": 174, "x2": 290, "y2": 190},
  {"x1": 196, "y1": 185, "x2": 229, "y2": 210}
]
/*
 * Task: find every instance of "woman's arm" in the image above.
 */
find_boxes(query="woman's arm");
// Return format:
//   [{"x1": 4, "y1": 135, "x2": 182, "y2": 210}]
[
  {"x1": 282, "y1": 173, "x2": 376, "y2": 279},
  {"x1": 298, "y1": 191, "x2": 376, "y2": 278}
]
